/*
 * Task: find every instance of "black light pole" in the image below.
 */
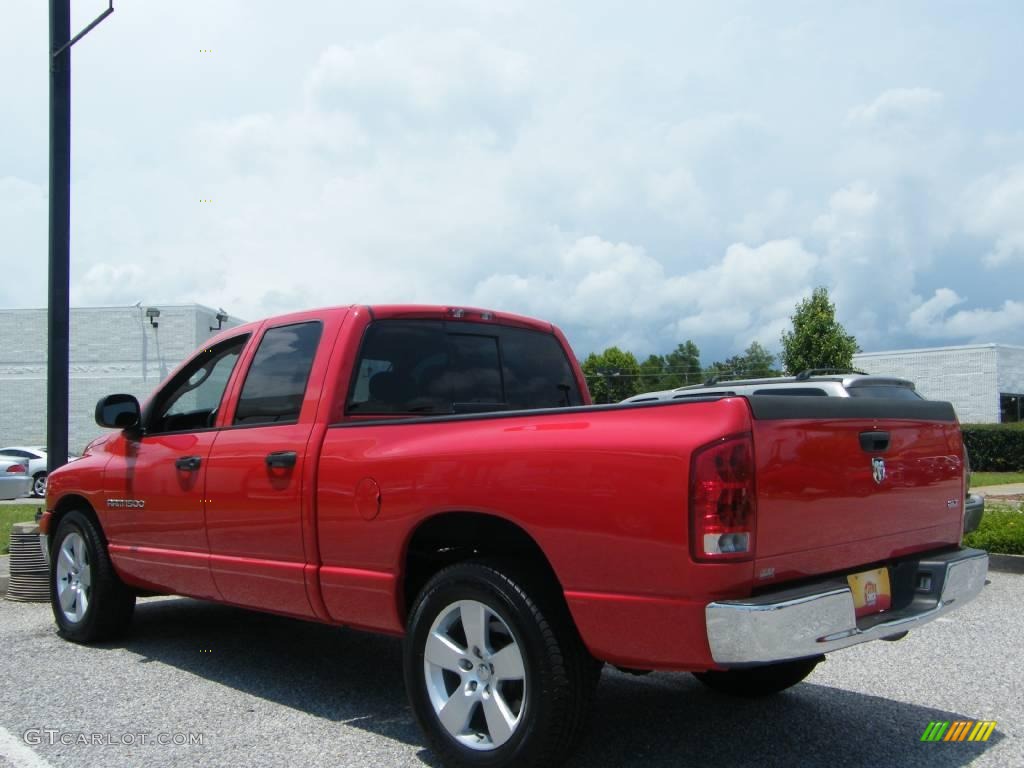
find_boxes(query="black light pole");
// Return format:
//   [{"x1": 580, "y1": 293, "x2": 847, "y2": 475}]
[
  {"x1": 46, "y1": 1, "x2": 113, "y2": 473},
  {"x1": 47, "y1": 0, "x2": 72, "y2": 473}
]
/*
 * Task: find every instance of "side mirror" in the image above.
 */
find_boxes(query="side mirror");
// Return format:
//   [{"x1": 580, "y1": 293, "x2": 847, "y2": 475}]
[{"x1": 95, "y1": 394, "x2": 141, "y2": 430}]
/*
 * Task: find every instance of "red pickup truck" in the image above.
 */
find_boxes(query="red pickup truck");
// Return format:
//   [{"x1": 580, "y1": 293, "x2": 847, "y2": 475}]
[{"x1": 42, "y1": 304, "x2": 988, "y2": 768}]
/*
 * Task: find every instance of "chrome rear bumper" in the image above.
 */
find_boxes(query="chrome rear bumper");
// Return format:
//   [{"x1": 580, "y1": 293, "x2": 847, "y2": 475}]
[
  {"x1": 705, "y1": 548, "x2": 988, "y2": 666},
  {"x1": 964, "y1": 493, "x2": 985, "y2": 534}
]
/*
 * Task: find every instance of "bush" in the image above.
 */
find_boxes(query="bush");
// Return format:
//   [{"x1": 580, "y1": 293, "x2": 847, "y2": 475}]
[
  {"x1": 963, "y1": 504, "x2": 1024, "y2": 555},
  {"x1": 961, "y1": 423, "x2": 1024, "y2": 472}
]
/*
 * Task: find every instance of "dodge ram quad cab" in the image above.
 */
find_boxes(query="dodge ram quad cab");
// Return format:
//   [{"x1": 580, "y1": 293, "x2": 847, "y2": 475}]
[{"x1": 42, "y1": 304, "x2": 989, "y2": 768}]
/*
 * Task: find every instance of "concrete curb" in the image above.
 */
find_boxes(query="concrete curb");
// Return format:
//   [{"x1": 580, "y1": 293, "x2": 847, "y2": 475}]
[
  {"x1": 0, "y1": 555, "x2": 9, "y2": 597},
  {"x1": 989, "y1": 553, "x2": 1024, "y2": 575}
]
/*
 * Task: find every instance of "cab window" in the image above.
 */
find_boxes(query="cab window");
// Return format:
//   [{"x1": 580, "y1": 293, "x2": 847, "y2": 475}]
[
  {"x1": 233, "y1": 322, "x2": 323, "y2": 425},
  {"x1": 147, "y1": 335, "x2": 249, "y2": 434}
]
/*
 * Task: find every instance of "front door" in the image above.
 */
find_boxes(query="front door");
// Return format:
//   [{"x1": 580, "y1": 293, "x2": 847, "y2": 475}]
[{"x1": 103, "y1": 334, "x2": 250, "y2": 598}]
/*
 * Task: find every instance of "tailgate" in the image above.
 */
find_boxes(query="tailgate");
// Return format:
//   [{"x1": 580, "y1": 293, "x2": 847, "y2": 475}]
[{"x1": 748, "y1": 396, "x2": 965, "y2": 582}]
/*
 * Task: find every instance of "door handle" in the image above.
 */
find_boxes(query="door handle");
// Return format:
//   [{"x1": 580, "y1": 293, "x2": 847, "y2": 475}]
[
  {"x1": 265, "y1": 451, "x2": 297, "y2": 469},
  {"x1": 175, "y1": 455, "x2": 202, "y2": 471}
]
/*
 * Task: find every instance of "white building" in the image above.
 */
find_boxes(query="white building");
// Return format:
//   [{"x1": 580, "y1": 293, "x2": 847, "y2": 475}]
[
  {"x1": 0, "y1": 304, "x2": 243, "y2": 453},
  {"x1": 853, "y1": 344, "x2": 1024, "y2": 424}
]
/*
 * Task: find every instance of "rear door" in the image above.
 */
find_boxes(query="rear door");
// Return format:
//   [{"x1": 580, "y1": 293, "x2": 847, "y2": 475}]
[
  {"x1": 748, "y1": 396, "x2": 965, "y2": 582},
  {"x1": 205, "y1": 314, "x2": 338, "y2": 617}
]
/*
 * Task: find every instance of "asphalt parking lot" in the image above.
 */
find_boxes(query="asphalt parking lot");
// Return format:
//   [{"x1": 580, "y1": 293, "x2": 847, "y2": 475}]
[{"x1": 0, "y1": 571, "x2": 1020, "y2": 768}]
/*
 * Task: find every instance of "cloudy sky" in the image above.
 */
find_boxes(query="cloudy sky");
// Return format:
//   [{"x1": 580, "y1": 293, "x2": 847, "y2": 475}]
[{"x1": 3, "y1": 1, "x2": 1023, "y2": 362}]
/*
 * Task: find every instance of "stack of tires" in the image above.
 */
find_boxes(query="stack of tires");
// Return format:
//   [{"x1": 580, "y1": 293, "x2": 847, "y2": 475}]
[{"x1": 6, "y1": 523, "x2": 49, "y2": 602}]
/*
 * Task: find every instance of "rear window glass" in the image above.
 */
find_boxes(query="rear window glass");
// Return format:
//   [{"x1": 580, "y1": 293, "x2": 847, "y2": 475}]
[
  {"x1": 752, "y1": 387, "x2": 828, "y2": 396},
  {"x1": 347, "y1": 320, "x2": 582, "y2": 415},
  {"x1": 500, "y1": 326, "x2": 582, "y2": 410},
  {"x1": 847, "y1": 385, "x2": 922, "y2": 400}
]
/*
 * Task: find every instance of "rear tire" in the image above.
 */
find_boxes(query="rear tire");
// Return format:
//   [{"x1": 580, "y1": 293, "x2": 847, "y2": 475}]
[
  {"x1": 404, "y1": 561, "x2": 600, "y2": 768},
  {"x1": 31, "y1": 472, "x2": 47, "y2": 498},
  {"x1": 692, "y1": 657, "x2": 821, "y2": 697},
  {"x1": 50, "y1": 510, "x2": 135, "y2": 643}
]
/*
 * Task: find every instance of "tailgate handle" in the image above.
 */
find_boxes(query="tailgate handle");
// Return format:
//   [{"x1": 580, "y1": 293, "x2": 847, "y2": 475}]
[{"x1": 859, "y1": 431, "x2": 890, "y2": 452}]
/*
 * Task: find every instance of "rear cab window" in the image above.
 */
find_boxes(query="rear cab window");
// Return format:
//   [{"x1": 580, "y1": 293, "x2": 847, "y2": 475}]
[{"x1": 347, "y1": 320, "x2": 582, "y2": 416}]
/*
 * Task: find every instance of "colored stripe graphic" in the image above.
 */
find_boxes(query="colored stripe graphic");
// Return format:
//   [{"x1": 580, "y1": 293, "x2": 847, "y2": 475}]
[
  {"x1": 920, "y1": 720, "x2": 996, "y2": 742},
  {"x1": 970, "y1": 722, "x2": 997, "y2": 742},
  {"x1": 944, "y1": 721, "x2": 969, "y2": 741}
]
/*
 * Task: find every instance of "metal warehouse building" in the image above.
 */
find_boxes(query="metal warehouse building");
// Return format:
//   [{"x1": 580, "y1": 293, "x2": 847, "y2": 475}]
[
  {"x1": 0, "y1": 304, "x2": 243, "y2": 453},
  {"x1": 853, "y1": 344, "x2": 1024, "y2": 424}
]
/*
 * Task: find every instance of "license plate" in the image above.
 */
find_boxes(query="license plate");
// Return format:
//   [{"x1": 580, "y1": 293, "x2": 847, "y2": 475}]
[{"x1": 847, "y1": 567, "x2": 892, "y2": 618}]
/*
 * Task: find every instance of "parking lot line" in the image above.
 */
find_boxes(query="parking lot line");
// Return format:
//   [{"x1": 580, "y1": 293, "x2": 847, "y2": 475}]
[{"x1": 0, "y1": 726, "x2": 53, "y2": 768}]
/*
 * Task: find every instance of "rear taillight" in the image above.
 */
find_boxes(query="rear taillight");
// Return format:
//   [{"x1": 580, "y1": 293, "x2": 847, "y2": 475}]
[
  {"x1": 6, "y1": 464, "x2": 27, "y2": 475},
  {"x1": 690, "y1": 433, "x2": 756, "y2": 561},
  {"x1": 964, "y1": 447, "x2": 972, "y2": 494}
]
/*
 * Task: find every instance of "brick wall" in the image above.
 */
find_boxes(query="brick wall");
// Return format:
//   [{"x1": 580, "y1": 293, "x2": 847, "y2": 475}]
[
  {"x1": 0, "y1": 305, "x2": 242, "y2": 453},
  {"x1": 996, "y1": 347, "x2": 1024, "y2": 398},
  {"x1": 854, "y1": 346, "x2": 999, "y2": 423}
]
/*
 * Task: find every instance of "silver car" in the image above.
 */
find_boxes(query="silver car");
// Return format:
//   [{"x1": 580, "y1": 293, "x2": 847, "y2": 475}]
[
  {"x1": 0, "y1": 446, "x2": 78, "y2": 498},
  {"x1": 0, "y1": 455, "x2": 32, "y2": 500},
  {"x1": 622, "y1": 370, "x2": 925, "y2": 403}
]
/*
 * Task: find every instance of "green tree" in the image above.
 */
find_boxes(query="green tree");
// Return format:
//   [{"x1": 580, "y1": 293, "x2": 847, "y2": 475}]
[
  {"x1": 704, "y1": 341, "x2": 781, "y2": 381},
  {"x1": 736, "y1": 341, "x2": 780, "y2": 378},
  {"x1": 581, "y1": 347, "x2": 642, "y2": 403},
  {"x1": 639, "y1": 354, "x2": 670, "y2": 391},
  {"x1": 664, "y1": 341, "x2": 702, "y2": 386},
  {"x1": 636, "y1": 341, "x2": 702, "y2": 391},
  {"x1": 779, "y1": 287, "x2": 860, "y2": 375}
]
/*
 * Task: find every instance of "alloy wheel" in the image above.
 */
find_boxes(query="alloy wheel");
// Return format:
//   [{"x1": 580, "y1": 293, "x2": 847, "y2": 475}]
[
  {"x1": 55, "y1": 532, "x2": 92, "y2": 623},
  {"x1": 423, "y1": 599, "x2": 527, "y2": 751}
]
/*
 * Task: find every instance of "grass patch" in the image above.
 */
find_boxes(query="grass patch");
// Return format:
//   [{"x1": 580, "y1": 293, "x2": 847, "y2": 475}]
[
  {"x1": 1, "y1": 505, "x2": 40, "y2": 556},
  {"x1": 964, "y1": 502, "x2": 1024, "y2": 555},
  {"x1": 972, "y1": 471, "x2": 1024, "y2": 487}
]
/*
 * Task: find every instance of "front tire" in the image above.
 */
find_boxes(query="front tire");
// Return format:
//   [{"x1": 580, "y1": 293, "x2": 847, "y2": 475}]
[
  {"x1": 692, "y1": 657, "x2": 821, "y2": 697},
  {"x1": 404, "y1": 561, "x2": 599, "y2": 768},
  {"x1": 50, "y1": 510, "x2": 135, "y2": 642}
]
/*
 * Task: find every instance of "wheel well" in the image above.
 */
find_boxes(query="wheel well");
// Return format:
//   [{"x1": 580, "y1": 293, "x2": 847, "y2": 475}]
[
  {"x1": 402, "y1": 512, "x2": 564, "y2": 619},
  {"x1": 50, "y1": 495, "x2": 106, "y2": 544}
]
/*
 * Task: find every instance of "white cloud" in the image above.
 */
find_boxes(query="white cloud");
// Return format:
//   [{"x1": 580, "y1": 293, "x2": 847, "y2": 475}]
[
  {"x1": 962, "y1": 164, "x2": 1024, "y2": 266},
  {"x1": 0, "y1": 177, "x2": 47, "y2": 308},
  {"x1": 303, "y1": 31, "x2": 532, "y2": 143},
  {"x1": 473, "y1": 236, "x2": 818, "y2": 356},
  {"x1": 907, "y1": 288, "x2": 966, "y2": 336},
  {"x1": 909, "y1": 289, "x2": 1024, "y2": 341},
  {"x1": 3, "y1": 1, "x2": 1024, "y2": 366},
  {"x1": 849, "y1": 87, "x2": 944, "y2": 125}
]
